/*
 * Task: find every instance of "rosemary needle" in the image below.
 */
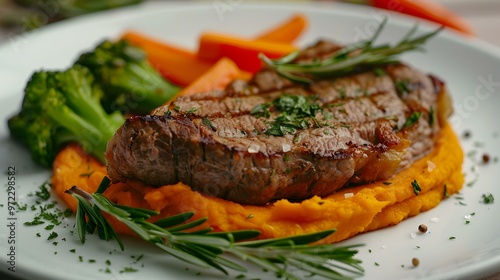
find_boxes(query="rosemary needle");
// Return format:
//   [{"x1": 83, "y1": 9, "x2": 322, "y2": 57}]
[
  {"x1": 260, "y1": 18, "x2": 443, "y2": 84},
  {"x1": 65, "y1": 177, "x2": 364, "y2": 279}
]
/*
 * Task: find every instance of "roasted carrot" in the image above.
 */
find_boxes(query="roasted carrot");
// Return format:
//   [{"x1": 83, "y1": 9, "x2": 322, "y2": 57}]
[
  {"x1": 122, "y1": 31, "x2": 193, "y2": 57},
  {"x1": 254, "y1": 13, "x2": 308, "y2": 43},
  {"x1": 370, "y1": 0, "x2": 474, "y2": 35},
  {"x1": 121, "y1": 14, "x2": 307, "y2": 85},
  {"x1": 122, "y1": 31, "x2": 213, "y2": 86},
  {"x1": 174, "y1": 57, "x2": 250, "y2": 98},
  {"x1": 197, "y1": 33, "x2": 297, "y2": 73}
]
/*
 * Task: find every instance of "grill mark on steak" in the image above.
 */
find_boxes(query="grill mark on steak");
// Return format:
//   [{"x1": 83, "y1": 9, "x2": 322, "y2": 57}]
[{"x1": 106, "y1": 42, "x2": 449, "y2": 205}]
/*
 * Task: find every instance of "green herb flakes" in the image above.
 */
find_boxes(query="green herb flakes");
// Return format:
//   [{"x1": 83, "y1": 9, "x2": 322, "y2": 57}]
[
  {"x1": 411, "y1": 180, "x2": 421, "y2": 196},
  {"x1": 202, "y1": 118, "x2": 217, "y2": 132},
  {"x1": 25, "y1": 220, "x2": 45, "y2": 226},
  {"x1": 47, "y1": 231, "x2": 58, "y2": 240},
  {"x1": 482, "y1": 193, "x2": 494, "y2": 204},
  {"x1": 402, "y1": 112, "x2": 422, "y2": 129},
  {"x1": 120, "y1": 267, "x2": 138, "y2": 273},
  {"x1": 429, "y1": 106, "x2": 435, "y2": 126},
  {"x1": 186, "y1": 107, "x2": 198, "y2": 114},
  {"x1": 251, "y1": 95, "x2": 322, "y2": 136},
  {"x1": 395, "y1": 79, "x2": 412, "y2": 97},
  {"x1": 374, "y1": 68, "x2": 386, "y2": 77},
  {"x1": 35, "y1": 183, "x2": 51, "y2": 201}
]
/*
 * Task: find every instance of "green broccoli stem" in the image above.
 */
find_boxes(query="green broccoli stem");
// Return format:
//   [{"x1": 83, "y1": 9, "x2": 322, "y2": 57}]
[
  {"x1": 60, "y1": 67, "x2": 123, "y2": 136},
  {"x1": 108, "y1": 61, "x2": 180, "y2": 114},
  {"x1": 46, "y1": 104, "x2": 121, "y2": 163}
]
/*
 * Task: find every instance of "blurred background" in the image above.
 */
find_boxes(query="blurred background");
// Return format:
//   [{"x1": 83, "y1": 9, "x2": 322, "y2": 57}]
[{"x1": 0, "y1": 0, "x2": 499, "y2": 46}]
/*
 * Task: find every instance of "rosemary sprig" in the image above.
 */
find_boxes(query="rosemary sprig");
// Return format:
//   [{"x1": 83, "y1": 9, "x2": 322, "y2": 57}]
[
  {"x1": 260, "y1": 18, "x2": 443, "y2": 84},
  {"x1": 65, "y1": 177, "x2": 364, "y2": 279}
]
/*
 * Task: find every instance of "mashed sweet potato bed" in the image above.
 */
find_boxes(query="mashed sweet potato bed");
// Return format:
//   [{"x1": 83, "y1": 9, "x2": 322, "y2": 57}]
[{"x1": 52, "y1": 124, "x2": 463, "y2": 244}]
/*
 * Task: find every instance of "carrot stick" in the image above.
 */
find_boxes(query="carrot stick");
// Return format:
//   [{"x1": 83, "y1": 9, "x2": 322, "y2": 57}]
[
  {"x1": 254, "y1": 13, "x2": 308, "y2": 43},
  {"x1": 122, "y1": 31, "x2": 214, "y2": 86},
  {"x1": 197, "y1": 33, "x2": 297, "y2": 73},
  {"x1": 175, "y1": 57, "x2": 250, "y2": 97},
  {"x1": 143, "y1": 46, "x2": 214, "y2": 87},
  {"x1": 122, "y1": 31, "x2": 194, "y2": 57},
  {"x1": 121, "y1": 13, "x2": 307, "y2": 85},
  {"x1": 371, "y1": 0, "x2": 474, "y2": 35}
]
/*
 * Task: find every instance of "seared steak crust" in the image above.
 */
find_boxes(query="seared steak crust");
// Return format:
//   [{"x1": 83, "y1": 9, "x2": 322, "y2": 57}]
[{"x1": 106, "y1": 44, "x2": 448, "y2": 205}]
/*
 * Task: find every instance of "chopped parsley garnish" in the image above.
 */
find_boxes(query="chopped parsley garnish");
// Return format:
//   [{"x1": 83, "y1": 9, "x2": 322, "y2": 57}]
[
  {"x1": 47, "y1": 231, "x2": 58, "y2": 240},
  {"x1": 251, "y1": 95, "x2": 323, "y2": 136},
  {"x1": 120, "y1": 267, "x2": 138, "y2": 273},
  {"x1": 250, "y1": 103, "x2": 271, "y2": 118},
  {"x1": 35, "y1": 183, "x2": 51, "y2": 201},
  {"x1": 186, "y1": 107, "x2": 199, "y2": 114},
  {"x1": 482, "y1": 193, "x2": 494, "y2": 204},
  {"x1": 25, "y1": 220, "x2": 45, "y2": 226},
  {"x1": 394, "y1": 79, "x2": 412, "y2": 97},
  {"x1": 374, "y1": 68, "x2": 386, "y2": 77},
  {"x1": 202, "y1": 118, "x2": 217, "y2": 132},
  {"x1": 79, "y1": 171, "x2": 95, "y2": 178},
  {"x1": 411, "y1": 180, "x2": 421, "y2": 196},
  {"x1": 402, "y1": 112, "x2": 422, "y2": 129},
  {"x1": 339, "y1": 88, "x2": 347, "y2": 99},
  {"x1": 429, "y1": 106, "x2": 435, "y2": 126}
]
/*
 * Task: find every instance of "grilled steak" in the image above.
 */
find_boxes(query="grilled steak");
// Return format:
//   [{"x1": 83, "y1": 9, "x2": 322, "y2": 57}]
[{"x1": 105, "y1": 41, "x2": 451, "y2": 205}]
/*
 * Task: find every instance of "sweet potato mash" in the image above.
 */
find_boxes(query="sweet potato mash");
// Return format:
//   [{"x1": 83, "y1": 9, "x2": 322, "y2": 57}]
[{"x1": 52, "y1": 123, "x2": 463, "y2": 243}]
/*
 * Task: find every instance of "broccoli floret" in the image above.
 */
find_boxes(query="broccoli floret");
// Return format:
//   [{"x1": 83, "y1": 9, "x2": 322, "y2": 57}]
[
  {"x1": 8, "y1": 65, "x2": 125, "y2": 167},
  {"x1": 76, "y1": 40, "x2": 180, "y2": 115}
]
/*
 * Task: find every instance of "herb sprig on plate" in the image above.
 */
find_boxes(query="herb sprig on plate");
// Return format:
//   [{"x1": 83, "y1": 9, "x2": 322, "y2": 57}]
[
  {"x1": 259, "y1": 18, "x2": 443, "y2": 84},
  {"x1": 66, "y1": 177, "x2": 364, "y2": 279}
]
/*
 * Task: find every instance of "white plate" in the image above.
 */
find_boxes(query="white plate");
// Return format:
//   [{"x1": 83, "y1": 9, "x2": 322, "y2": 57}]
[{"x1": 1, "y1": 2, "x2": 500, "y2": 280}]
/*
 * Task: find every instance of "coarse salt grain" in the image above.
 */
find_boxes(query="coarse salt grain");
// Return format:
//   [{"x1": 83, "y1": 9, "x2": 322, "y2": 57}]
[
  {"x1": 247, "y1": 144, "x2": 260, "y2": 154},
  {"x1": 282, "y1": 143, "x2": 291, "y2": 152},
  {"x1": 430, "y1": 217, "x2": 440, "y2": 223},
  {"x1": 464, "y1": 214, "x2": 472, "y2": 219},
  {"x1": 427, "y1": 160, "x2": 436, "y2": 172},
  {"x1": 410, "y1": 232, "x2": 417, "y2": 239},
  {"x1": 344, "y1": 193, "x2": 354, "y2": 199}
]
